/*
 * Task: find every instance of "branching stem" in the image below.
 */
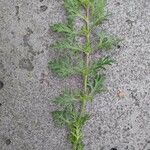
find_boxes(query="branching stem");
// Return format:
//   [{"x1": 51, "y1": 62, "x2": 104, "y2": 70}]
[
  {"x1": 50, "y1": 1, "x2": 119, "y2": 149},
  {"x1": 71, "y1": 5, "x2": 92, "y2": 150}
]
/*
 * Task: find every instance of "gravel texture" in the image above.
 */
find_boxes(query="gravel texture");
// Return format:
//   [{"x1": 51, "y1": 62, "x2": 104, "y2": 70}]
[{"x1": 0, "y1": 0, "x2": 150, "y2": 150}]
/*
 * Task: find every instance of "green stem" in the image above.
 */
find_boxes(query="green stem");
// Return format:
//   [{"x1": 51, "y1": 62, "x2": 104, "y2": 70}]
[
  {"x1": 72, "y1": 4, "x2": 91, "y2": 150},
  {"x1": 73, "y1": 143, "x2": 77, "y2": 150},
  {"x1": 81, "y1": 5, "x2": 91, "y2": 115},
  {"x1": 80, "y1": 99, "x2": 86, "y2": 116}
]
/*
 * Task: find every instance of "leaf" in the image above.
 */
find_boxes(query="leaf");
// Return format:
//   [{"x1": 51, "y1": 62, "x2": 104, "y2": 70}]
[
  {"x1": 68, "y1": 113, "x2": 89, "y2": 149},
  {"x1": 91, "y1": 0, "x2": 108, "y2": 27},
  {"x1": 79, "y1": 26, "x2": 89, "y2": 36},
  {"x1": 52, "y1": 110, "x2": 73, "y2": 126},
  {"x1": 88, "y1": 74, "x2": 105, "y2": 95},
  {"x1": 50, "y1": 41, "x2": 82, "y2": 53},
  {"x1": 48, "y1": 57, "x2": 75, "y2": 77},
  {"x1": 50, "y1": 23, "x2": 76, "y2": 35},
  {"x1": 91, "y1": 57, "x2": 114, "y2": 74},
  {"x1": 78, "y1": 0, "x2": 90, "y2": 7},
  {"x1": 78, "y1": 114, "x2": 90, "y2": 127},
  {"x1": 98, "y1": 32, "x2": 120, "y2": 50},
  {"x1": 83, "y1": 43, "x2": 92, "y2": 53},
  {"x1": 52, "y1": 111, "x2": 66, "y2": 126},
  {"x1": 53, "y1": 90, "x2": 79, "y2": 109},
  {"x1": 69, "y1": 129, "x2": 84, "y2": 150},
  {"x1": 77, "y1": 141, "x2": 84, "y2": 150},
  {"x1": 74, "y1": 59, "x2": 85, "y2": 73},
  {"x1": 48, "y1": 56, "x2": 85, "y2": 78},
  {"x1": 69, "y1": 129, "x2": 83, "y2": 149},
  {"x1": 64, "y1": 0, "x2": 80, "y2": 27}
]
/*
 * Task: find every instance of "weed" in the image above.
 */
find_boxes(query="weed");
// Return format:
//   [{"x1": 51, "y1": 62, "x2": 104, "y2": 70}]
[{"x1": 48, "y1": 0, "x2": 120, "y2": 149}]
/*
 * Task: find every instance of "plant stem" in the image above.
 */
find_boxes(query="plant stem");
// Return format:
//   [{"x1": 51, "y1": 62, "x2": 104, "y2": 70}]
[
  {"x1": 81, "y1": 4, "x2": 91, "y2": 115},
  {"x1": 72, "y1": 4, "x2": 91, "y2": 150},
  {"x1": 73, "y1": 142, "x2": 77, "y2": 150}
]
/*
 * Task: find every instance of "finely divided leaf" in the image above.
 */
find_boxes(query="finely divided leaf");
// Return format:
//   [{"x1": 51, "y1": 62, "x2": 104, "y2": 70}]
[
  {"x1": 50, "y1": 23, "x2": 76, "y2": 35},
  {"x1": 92, "y1": 0, "x2": 108, "y2": 26},
  {"x1": 52, "y1": 110, "x2": 72, "y2": 126},
  {"x1": 50, "y1": 41, "x2": 82, "y2": 53},
  {"x1": 48, "y1": 56, "x2": 85, "y2": 78},
  {"x1": 64, "y1": 0, "x2": 80, "y2": 26},
  {"x1": 78, "y1": 0, "x2": 91, "y2": 7},
  {"x1": 98, "y1": 32, "x2": 120, "y2": 50},
  {"x1": 53, "y1": 90, "x2": 79, "y2": 109},
  {"x1": 48, "y1": 57, "x2": 75, "y2": 77},
  {"x1": 78, "y1": 114, "x2": 90, "y2": 127},
  {"x1": 69, "y1": 114, "x2": 89, "y2": 149},
  {"x1": 91, "y1": 57, "x2": 114, "y2": 74},
  {"x1": 88, "y1": 74, "x2": 105, "y2": 95}
]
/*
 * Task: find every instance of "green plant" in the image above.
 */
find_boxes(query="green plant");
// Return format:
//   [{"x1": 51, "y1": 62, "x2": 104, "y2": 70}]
[{"x1": 48, "y1": 0, "x2": 120, "y2": 149}]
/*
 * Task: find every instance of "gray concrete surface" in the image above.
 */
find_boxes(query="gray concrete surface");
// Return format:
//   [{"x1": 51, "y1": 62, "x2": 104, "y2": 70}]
[{"x1": 0, "y1": 0, "x2": 150, "y2": 150}]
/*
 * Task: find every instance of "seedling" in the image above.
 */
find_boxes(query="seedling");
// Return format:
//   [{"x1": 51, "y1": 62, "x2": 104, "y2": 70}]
[{"x1": 48, "y1": 0, "x2": 120, "y2": 149}]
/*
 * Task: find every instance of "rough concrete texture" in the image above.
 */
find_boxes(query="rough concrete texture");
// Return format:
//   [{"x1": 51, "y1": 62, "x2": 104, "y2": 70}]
[{"x1": 0, "y1": 0, "x2": 150, "y2": 150}]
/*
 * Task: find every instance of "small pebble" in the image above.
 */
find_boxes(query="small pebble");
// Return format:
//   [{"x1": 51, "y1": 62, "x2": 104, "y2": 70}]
[
  {"x1": 0, "y1": 81, "x2": 4, "y2": 89},
  {"x1": 6, "y1": 139, "x2": 11, "y2": 145},
  {"x1": 116, "y1": 2, "x2": 120, "y2": 6},
  {"x1": 117, "y1": 90, "x2": 125, "y2": 98},
  {"x1": 40, "y1": 0, "x2": 44, "y2": 2},
  {"x1": 126, "y1": 19, "x2": 133, "y2": 25},
  {"x1": 40, "y1": 5, "x2": 48, "y2": 12},
  {"x1": 111, "y1": 148, "x2": 117, "y2": 150},
  {"x1": 117, "y1": 45, "x2": 121, "y2": 49}
]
